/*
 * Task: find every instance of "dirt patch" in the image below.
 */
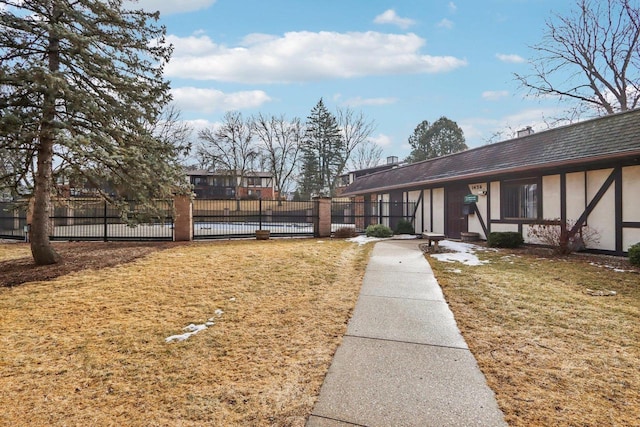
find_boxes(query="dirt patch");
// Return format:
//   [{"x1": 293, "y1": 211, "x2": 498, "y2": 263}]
[{"x1": 0, "y1": 241, "x2": 186, "y2": 287}]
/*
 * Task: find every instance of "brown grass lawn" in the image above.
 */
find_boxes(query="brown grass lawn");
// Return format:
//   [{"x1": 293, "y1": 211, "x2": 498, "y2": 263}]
[
  {"x1": 0, "y1": 239, "x2": 372, "y2": 426},
  {"x1": 429, "y1": 247, "x2": 640, "y2": 427}
]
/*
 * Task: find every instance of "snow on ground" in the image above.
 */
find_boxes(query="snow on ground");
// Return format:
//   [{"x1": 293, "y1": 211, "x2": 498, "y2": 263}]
[
  {"x1": 165, "y1": 300, "x2": 232, "y2": 343},
  {"x1": 430, "y1": 240, "x2": 490, "y2": 266},
  {"x1": 589, "y1": 262, "x2": 633, "y2": 273},
  {"x1": 392, "y1": 234, "x2": 418, "y2": 240},
  {"x1": 347, "y1": 235, "x2": 384, "y2": 245}
]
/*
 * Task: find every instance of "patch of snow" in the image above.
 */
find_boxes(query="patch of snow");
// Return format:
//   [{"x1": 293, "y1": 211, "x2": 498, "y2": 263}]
[
  {"x1": 589, "y1": 262, "x2": 632, "y2": 273},
  {"x1": 165, "y1": 322, "x2": 209, "y2": 343},
  {"x1": 392, "y1": 234, "x2": 417, "y2": 240},
  {"x1": 347, "y1": 235, "x2": 384, "y2": 245},
  {"x1": 165, "y1": 309, "x2": 225, "y2": 343},
  {"x1": 229, "y1": 297, "x2": 236, "y2": 302},
  {"x1": 447, "y1": 268, "x2": 463, "y2": 274},
  {"x1": 431, "y1": 240, "x2": 490, "y2": 266}
]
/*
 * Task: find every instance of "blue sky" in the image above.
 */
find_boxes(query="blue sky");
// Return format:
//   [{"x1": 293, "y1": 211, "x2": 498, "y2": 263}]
[{"x1": 134, "y1": 0, "x2": 575, "y2": 160}]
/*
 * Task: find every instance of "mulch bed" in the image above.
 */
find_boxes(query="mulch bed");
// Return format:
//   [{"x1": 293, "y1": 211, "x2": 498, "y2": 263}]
[{"x1": 0, "y1": 241, "x2": 187, "y2": 288}]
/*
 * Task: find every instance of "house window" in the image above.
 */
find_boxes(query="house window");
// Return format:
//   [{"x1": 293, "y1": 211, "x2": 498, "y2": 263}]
[
  {"x1": 502, "y1": 178, "x2": 539, "y2": 219},
  {"x1": 246, "y1": 177, "x2": 261, "y2": 186}
]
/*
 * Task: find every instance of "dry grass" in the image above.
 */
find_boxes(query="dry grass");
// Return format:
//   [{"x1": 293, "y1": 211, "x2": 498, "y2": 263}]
[
  {"x1": 0, "y1": 239, "x2": 372, "y2": 426},
  {"x1": 0, "y1": 241, "x2": 31, "y2": 261},
  {"x1": 429, "y1": 248, "x2": 640, "y2": 427}
]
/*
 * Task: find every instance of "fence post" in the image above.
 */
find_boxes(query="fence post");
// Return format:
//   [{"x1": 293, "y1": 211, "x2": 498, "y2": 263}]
[
  {"x1": 258, "y1": 198, "x2": 263, "y2": 231},
  {"x1": 313, "y1": 197, "x2": 332, "y2": 238},
  {"x1": 103, "y1": 200, "x2": 108, "y2": 242},
  {"x1": 173, "y1": 194, "x2": 193, "y2": 241}
]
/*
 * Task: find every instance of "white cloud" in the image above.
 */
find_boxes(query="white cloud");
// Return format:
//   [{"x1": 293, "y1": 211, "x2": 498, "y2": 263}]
[
  {"x1": 342, "y1": 96, "x2": 398, "y2": 107},
  {"x1": 437, "y1": 18, "x2": 454, "y2": 29},
  {"x1": 171, "y1": 87, "x2": 271, "y2": 113},
  {"x1": 373, "y1": 9, "x2": 416, "y2": 29},
  {"x1": 496, "y1": 53, "x2": 526, "y2": 64},
  {"x1": 165, "y1": 32, "x2": 467, "y2": 83},
  {"x1": 482, "y1": 90, "x2": 509, "y2": 101},
  {"x1": 448, "y1": 2, "x2": 458, "y2": 13},
  {"x1": 369, "y1": 133, "x2": 393, "y2": 147},
  {"x1": 127, "y1": 0, "x2": 216, "y2": 15}
]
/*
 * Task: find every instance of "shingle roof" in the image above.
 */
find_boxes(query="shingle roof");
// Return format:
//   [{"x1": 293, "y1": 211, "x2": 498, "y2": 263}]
[{"x1": 343, "y1": 109, "x2": 640, "y2": 195}]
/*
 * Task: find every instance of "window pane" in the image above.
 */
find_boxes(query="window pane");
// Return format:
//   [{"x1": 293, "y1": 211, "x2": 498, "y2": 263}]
[{"x1": 503, "y1": 180, "x2": 538, "y2": 219}]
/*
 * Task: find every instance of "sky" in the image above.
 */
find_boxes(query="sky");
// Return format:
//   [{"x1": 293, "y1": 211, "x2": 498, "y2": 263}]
[{"x1": 133, "y1": 0, "x2": 577, "y2": 161}]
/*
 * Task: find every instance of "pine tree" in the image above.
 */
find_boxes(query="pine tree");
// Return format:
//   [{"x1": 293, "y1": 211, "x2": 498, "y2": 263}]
[
  {"x1": 0, "y1": 0, "x2": 187, "y2": 264},
  {"x1": 300, "y1": 99, "x2": 344, "y2": 197}
]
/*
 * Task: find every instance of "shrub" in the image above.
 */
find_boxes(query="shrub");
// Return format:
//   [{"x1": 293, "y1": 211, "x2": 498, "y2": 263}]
[
  {"x1": 365, "y1": 224, "x2": 393, "y2": 238},
  {"x1": 629, "y1": 242, "x2": 640, "y2": 266},
  {"x1": 333, "y1": 226, "x2": 358, "y2": 238},
  {"x1": 487, "y1": 231, "x2": 524, "y2": 248},
  {"x1": 395, "y1": 219, "x2": 415, "y2": 235},
  {"x1": 527, "y1": 219, "x2": 600, "y2": 255}
]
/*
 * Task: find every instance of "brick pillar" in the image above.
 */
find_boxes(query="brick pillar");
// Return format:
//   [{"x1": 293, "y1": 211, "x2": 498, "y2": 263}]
[
  {"x1": 173, "y1": 195, "x2": 193, "y2": 241},
  {"x1": 314, "y1": 197, "x2": 332, "y2": 238},
  {"x1": 354, "y1": 196, "x2": 365, "y2": 230}
]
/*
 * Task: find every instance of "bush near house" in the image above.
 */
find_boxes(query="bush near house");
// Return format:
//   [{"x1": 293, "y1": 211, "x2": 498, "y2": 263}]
[
  {"x1": 487, "y1": 231, "x2": 524, "y2": 248},
  {"x1": 630, "y1": 242, "x2": 640, "y2": 266},
  {"x1": 527, "y1": 219, "x2": 600, "y2": 255},
  {"x1": 365, "y1": 224, "x2": 393, "y2": 238},
  {"x1": 333, "y1": 227, "x2": 358, "y2": 238},
  {"x1": 395, "y1": 219, "x2": 415, "y2": 235}
]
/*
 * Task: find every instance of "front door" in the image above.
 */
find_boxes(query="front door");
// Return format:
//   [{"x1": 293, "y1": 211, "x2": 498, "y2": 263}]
[{"x1": 446, "y1": 185, "x2": 469, "y2": 239}]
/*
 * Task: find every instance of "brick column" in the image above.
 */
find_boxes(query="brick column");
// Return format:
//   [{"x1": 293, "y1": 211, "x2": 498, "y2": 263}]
[
  {"x1": 314, "y1": 197, "x2": 332, "y2": 238},
  {"x1": 173, "y1": 195, "x2": 193, "y2": 241}
]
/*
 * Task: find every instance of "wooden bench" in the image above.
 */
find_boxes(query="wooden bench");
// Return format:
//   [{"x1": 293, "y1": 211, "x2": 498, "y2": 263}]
[{"x1": 422, "y1": 232, "x2": 446, "y2": 250}]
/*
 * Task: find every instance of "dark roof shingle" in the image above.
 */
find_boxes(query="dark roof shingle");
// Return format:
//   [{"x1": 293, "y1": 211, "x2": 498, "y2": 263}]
[{"x1": 343, "y1": 109, "x2": 640, "y2": 195}]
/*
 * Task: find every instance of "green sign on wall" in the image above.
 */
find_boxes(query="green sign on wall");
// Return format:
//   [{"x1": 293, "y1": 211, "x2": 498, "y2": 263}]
[{"x1": 464, "y1": 194, "x2": 478, "y2": 203}]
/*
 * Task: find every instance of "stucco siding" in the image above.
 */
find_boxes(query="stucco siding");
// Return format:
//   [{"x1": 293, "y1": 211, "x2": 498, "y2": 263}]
[
  {"x1": 623, "y1": 165, "x2": 640, "y2": 222},
  {"x1": 566, "y1": 172, "x2": 586, "y2": 222},
  {"x1": 623, "y1": 228, "x2": 640, "y2": 252},
  {"x1": 468, "y1": 182, "x2": 488, "y2": 239},
  {"x1": 432, "y1": 188, "x2": 445, "y2": 234},
  {"x1": 490, "y1": 181, "x2": 500, "y2": 220},
  {"x1": 491, "y1": 223, "x2": 519, "y2": 233},
  {"x1": 407, "y1": 190, "x2": 423, "y2": 232},
  {"x1": 542, "y1": 175, "x2": 561, "y2": 219},
  {"x1": 587, "y1": 169, "x2": 615, "y2": 251}
]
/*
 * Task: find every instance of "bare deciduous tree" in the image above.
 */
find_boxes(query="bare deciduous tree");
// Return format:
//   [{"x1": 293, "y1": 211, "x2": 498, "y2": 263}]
[
  {"x1": 252, "y1": 113, "x2": 302, "y2": 199},
  {"x1": 349, "y1": 139, "x2": 383, "y2": 170},
  {"x1": 198, "y1": 111, "x2": 258, "y2": 203},
  {"x1": 335, "y1": 107, "x2": 376, "y2": 187},
  {"x1": 515, "y1": 0, "x2": 640, "y2": 116}
]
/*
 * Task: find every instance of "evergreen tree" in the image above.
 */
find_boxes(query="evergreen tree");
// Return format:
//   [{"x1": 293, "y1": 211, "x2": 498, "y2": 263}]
[
  {"x1": 406, "y1": 117, "x2": 467, "y2": 163},
  {"x1": 0, "y1": 0, "x2": 187, "y2": 265},
  {"x1": 299, "y1": 99, "x2": 344, "y2": 197}
]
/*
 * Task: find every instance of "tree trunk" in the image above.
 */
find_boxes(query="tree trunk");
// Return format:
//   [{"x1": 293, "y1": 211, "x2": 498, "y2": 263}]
[
  {"x1": 31, "y1": 6, "x2": 62, "y2": 265},
  {"x1": 30, "y1": 139, "x2": 60, "y2": 265}
]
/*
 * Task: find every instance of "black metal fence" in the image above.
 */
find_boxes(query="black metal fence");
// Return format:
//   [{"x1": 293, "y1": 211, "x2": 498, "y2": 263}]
[
  {"x1": 331, "y1": 199, "x2": 417, "y2": 233},
  {"x1": 1, "y1": 199, "x2": 173, "y2": 241},
  {"x1": 0, "y1": 201, "x2": 28, "y2": 240},
  {"x1": 51, "y1": 198, "x2": 174, "y2": 241},
  {"x1": 193, "y1": 199, "x2": 316, "y2": 239}
]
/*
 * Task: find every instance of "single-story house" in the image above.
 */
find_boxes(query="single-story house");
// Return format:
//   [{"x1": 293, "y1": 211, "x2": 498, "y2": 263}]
[{"x1": 341, "y1": 109, "x2": 640, "y2": 255}]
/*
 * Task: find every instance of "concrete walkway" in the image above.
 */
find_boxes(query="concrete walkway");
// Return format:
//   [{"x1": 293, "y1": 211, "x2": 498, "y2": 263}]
[{"x1": 307, "y1": 239, "x2": 507, "y2": 427}]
